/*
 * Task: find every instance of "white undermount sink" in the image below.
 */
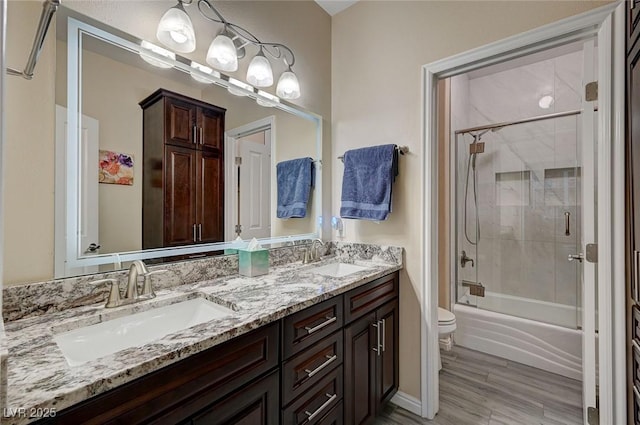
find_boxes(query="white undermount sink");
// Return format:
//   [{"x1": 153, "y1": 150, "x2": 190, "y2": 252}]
[
  {"x1": 310, "y1": 262, "x2": 370, "y2": 278},
  {"x1": 54, "y1": 298, "x2": 235, "y2": 366}
]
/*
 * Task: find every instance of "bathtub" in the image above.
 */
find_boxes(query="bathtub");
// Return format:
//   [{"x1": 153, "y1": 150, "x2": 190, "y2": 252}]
[{"x1": 454, "y1": 292, "x2": 583, "y2": 380}]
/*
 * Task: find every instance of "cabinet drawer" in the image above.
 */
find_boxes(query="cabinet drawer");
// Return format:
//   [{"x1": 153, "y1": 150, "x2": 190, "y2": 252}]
[
  {"x1": 190, "y1": 370, "x2": 279, "y2": 425},
  {"x1": 283, "y1": 330, "x2": 343, "y2": 406},
  {"x1": 344, "y1": 273, "x2": 398, "y2": 324},
  {"x1": 316, "y1": 401, "x2": 343, "y2": 425},
  {"x1": 282, "y1": 365, "x2": 343, "y2": 425},
  {"x1": 283, "y1": 297, "x2": 343, "y2": 359}
]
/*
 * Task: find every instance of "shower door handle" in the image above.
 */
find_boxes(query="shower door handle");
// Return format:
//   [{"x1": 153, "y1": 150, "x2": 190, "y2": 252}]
[
  {"x1": 564, "y1": 212, "x2": 571, "y2": 236},
  {"x1": 568, "y1": 253, "x2": 584, "y2": 263}
]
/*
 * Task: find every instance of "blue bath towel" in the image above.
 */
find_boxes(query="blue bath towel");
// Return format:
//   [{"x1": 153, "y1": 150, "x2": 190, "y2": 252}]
[
  {"x1": 340, "y1": 144, "x2": 398, "y2": 221},
  {"x1": 277, "y1": 157, "x2": 315, "y2": 219}
]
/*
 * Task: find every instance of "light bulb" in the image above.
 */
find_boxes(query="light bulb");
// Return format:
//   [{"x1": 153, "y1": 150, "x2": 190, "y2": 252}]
[
  {"x1": 156, "y1": 3, "x2": 196, "y2": 53},
  {"x1": 247, "y1": 51, "x2": 273, "y2": 87},
  {"x1": 276, "y1": 70, "x2": 301, "y2": 99},
  {"x1": 139, "y1": 41, "x2": 175, "y2": 69},
  {"x1": 206, "y1": 32, "x2": 238, "y2": 72}
]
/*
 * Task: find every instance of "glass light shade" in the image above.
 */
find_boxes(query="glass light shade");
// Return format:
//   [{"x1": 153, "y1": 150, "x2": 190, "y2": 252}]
[
  {"x1": 246, "y1": 53, "x2": 273, "y2": 87},
  {"x1": 227, "y1": 78, "x2": 254, "y2": 97},
  {"x1": 276, "y1": 70, "x2": 301, "y2": 99},
  {"x1": 156, "y1": 5, "x2": 196, "y2": 53},
  {"x1": 190, "y1": 61, "x2": 220, "y2": 84},
  {"x1": 206, "y1": 34, "x2": 238, "y2": 72},
  {"x1": 139, "y1": 41, "x2": 175, "y2": 69},
  {"x1": 256, "y1": 90, "x2": 280, "y2": 107}
]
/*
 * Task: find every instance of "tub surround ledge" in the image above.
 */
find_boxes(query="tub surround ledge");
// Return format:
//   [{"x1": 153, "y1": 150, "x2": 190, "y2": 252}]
[{"x1": 2, "y1": 242, "x2": 403, "y2": 425}]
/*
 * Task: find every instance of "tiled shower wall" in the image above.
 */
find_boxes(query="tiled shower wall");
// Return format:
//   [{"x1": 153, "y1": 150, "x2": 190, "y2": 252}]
[{"x1": 453, "y1": 49, "x2": 584, "y2": 308}]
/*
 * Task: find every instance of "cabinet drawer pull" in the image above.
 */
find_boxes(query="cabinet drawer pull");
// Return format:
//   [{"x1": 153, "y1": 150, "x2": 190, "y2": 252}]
[
  {"x1": 192, "y1": 125, "x2": 197, "y2": 144},
  {"x1": 372, "y1": 321, "x2": 381, "y2": 356},
  {"x1": 304, "y1": 393, "x2": 337, "y2": 421},
  {"x1": 304, "y1": 316, "x2": 337, "y2": 334},
  {"x1": 304, "y1": 354, "x2": 337, "y2": 378}
]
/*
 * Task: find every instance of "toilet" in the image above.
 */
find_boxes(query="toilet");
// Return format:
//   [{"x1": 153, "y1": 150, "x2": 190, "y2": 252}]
[{"x1": 437, "y1": 307, "x2": 457, "y2": 370}]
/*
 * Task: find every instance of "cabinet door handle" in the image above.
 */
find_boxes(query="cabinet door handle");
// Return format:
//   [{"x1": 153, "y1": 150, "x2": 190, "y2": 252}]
[
  {"x1": 192, "y1": 224, "x2": 197, "y2": 242},
  {"x1": 635, "y1": 251, "x2": 640, "y2": 302},
  {"x1": 192, "y1": 125, "x2": 197, "y2": 144},
  {"x1": 198, "y1": 223, "x2": 202, "y2": 241},
  {"x1": 304, "y1": 316, "x2": 337, "y2": 334},
  {"x1": 304, "y1": 354, "x2": 337, "y2": 378},
  {"x1": 199, "y1": 127, "x2": 204, "y2": 145},
  {"x1": 372, "y1": 321, "x2": 381, "y2": 356},
  {"x1": 381, "y1": 318, "x2": 386, "y2": 352},
  {"x1": 304, "y1": 393, "x2": 337, "y2": 421}
]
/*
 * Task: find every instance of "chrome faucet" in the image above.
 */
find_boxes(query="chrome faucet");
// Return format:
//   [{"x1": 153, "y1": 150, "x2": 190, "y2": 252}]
[
  {"x1": 92, "y1": 260, "x2": 167, "y2": 308},
  {"x1": 303, "y1": 239, "x2": 325, "y2": 264}
]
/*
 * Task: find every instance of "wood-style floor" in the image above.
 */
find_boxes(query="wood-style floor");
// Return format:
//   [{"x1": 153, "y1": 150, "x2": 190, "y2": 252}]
[{"x1": 375, "y1": 346, "x2": 583, "y2": 425}]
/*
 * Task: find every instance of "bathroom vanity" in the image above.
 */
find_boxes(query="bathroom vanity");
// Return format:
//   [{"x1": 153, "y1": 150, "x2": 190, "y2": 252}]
[{"x1": 2, "y1": 244, "x2": 402, "y2": 425}]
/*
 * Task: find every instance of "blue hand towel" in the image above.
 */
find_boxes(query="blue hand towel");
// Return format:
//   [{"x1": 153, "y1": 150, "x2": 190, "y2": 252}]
[
  {"x1": 277, "y1": 157, "x2": 315, "y2": 219},
  {"x1": 340, "y1": 144, "x2": 398, "y2": 221}
]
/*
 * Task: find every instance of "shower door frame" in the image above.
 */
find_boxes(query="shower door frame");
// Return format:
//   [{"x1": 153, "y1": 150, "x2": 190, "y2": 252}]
[{"x1": 420, "y1": 2, "x2": 625, "y2": 424}]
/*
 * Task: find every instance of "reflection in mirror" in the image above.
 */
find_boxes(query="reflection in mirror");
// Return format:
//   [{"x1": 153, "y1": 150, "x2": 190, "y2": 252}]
[{"x1": 54, "y1": 9, "x2": 321, "y2": 278}]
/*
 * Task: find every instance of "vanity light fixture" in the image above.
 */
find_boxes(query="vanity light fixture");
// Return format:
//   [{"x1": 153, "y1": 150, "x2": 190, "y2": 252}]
[
  {"x1": 155, "y1": 0, "x2": 301, "y2": 99},
  {"x1": 189, "y1": 61, "x2": 220, "y2": 83},
  {"x1": 139, "y1": 41, "x2": 176, "y2": 68},
  {"x1": 156, "y1": 0, "x2": 196, "y2": 53},
  {"x1": 256, "y1": 90, "x2": 280, "y2": 107},
  {"x1": 227, "y1": 78, "x2": 253, "y2": 97}
]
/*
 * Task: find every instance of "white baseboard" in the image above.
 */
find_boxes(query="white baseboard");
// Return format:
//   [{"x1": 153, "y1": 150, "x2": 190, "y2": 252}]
[{"x1": 390, "y1": 391, "x2": 422, "y2": 416}]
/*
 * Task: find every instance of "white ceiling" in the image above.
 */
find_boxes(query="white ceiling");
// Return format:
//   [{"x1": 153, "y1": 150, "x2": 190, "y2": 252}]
[{"x1": 315, "y1": 0, "x2": 358, "y2": 16}]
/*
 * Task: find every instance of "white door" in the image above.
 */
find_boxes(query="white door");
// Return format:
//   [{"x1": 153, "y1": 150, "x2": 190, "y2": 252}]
[
  {"x1": 580, "y1": 39, "x2": 597, "y2": 425},
  {"x1": 55, "y1": 105, "x2": 99, "y2": 277},
  {"x1": 238, "y1": 130, "x2": 271, "y2": 239}
]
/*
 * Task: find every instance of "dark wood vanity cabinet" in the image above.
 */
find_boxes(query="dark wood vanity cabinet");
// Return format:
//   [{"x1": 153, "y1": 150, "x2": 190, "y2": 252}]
[
  {"x1": 38, "y1": 271, "x2": 399, "y2": 425},
  {"x1": 344, "y1": 275, "x2": 399, "y2": 425},
  {"x1": 140, "y1": 89, "x2": 225, "y2": 249}
]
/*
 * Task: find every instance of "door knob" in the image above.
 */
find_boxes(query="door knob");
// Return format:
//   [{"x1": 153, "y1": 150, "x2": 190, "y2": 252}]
[
  {"x1": 568, "y1": 253, "x2": 584, "y2": 263},
  {"x1": 85, "y1": 243, "x2": 101, "y2": 253}
]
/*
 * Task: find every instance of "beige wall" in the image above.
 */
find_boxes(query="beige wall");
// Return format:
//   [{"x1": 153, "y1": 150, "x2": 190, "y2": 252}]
[
  {"x1": 4, "y1": 0, "x2": 330, "y2": 285},
  {"x1": 331, "y1": 0, "x2": 609, "y2": 401}
]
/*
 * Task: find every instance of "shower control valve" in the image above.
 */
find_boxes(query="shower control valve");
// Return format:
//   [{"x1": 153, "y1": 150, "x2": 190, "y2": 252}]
[{"x1": 460, "y1": 250, "x2": 474, "y2": 268}]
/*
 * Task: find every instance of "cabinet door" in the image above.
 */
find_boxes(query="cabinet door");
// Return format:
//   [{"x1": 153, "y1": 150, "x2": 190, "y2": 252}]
[
  {"x1": 344, "y1": 311, "x2": 376, "y2": 425},
  {"x1": 198, "y1": 107, "x2": 224, "y2": 151},
  {"x1": 376, "y1": 300, "x2": 399, "y2": 407},
  {"x1": 191, "y1": 370, "x2": 279, "y2": 425},
  {"x1": 166, "y1": 97, "x2": 197, "y2": 148},
  {"x1": 165, "y1": 145, "x2": 197, "y2": 246},
  {"x1": 197, "y1": 150, "x2": 224, "y2": 243}
]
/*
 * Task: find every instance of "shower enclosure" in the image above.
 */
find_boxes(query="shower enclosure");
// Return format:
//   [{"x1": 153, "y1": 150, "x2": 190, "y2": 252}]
[{"x1": 455, "y1": 114, "x2": 582, "y2": 329}]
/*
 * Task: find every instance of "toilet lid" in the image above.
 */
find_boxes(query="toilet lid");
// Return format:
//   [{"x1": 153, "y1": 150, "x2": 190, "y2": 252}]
[{"x1": 438, "y1": 307, "x2": 456, "y2": 324}]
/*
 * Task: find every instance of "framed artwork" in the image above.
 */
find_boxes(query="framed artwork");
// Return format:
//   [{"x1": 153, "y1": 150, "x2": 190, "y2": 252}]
[{"x1": 99, "y1": 150, "x2": 134, "y2": 185}]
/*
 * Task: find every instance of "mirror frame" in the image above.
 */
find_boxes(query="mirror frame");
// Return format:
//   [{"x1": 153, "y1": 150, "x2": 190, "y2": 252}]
[{"x1": 61, "y1": 16, "x2": 322, "y2": 273}]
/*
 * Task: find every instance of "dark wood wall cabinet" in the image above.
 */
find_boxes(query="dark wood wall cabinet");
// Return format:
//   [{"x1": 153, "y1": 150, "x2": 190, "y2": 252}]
[
  {"x1": 140, "y1": 89, "x2": 226, "y2": 249},
  {"x1": 37, "y1": 271, "x2": 400, "y2": 425},
  {"x1": 628, "y1": 2, "x2": 640, "y2": 424}
]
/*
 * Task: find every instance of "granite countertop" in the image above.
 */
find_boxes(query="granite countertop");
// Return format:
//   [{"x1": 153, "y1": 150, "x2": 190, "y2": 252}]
[{"x1": 3, "y1": 253, "x2": 402, "y2": 424}]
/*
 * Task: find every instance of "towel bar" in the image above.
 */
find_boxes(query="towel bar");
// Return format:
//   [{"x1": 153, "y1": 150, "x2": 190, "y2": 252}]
[{"x1": 338, "y1": 145, "x2": 408, "y2": 162}]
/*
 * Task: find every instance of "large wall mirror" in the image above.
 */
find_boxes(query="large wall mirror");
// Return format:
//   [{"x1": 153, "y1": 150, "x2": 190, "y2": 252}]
[{"x1": 55, "y1": 7, "x2": 322, "y2": 278}]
